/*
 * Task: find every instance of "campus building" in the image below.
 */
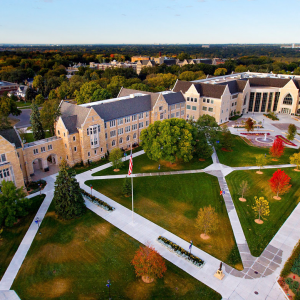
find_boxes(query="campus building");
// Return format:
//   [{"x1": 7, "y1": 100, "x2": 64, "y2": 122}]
[{"x1": 1, "y1": 71, "x2": 300, "y2": 190}]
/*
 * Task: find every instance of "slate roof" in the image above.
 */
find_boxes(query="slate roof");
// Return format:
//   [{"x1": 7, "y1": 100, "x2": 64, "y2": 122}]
[
  {"x1": 162, "y1": 92, "x2": 185, "y2": 105},
  {"x1": 194, "y1": 83, "x2": 226, "y2": 98},
  {"x1": 247, "y1": 77, "x2": 290, "y2": 88},
  {"x1": 163, "y1": 59, "x2": 177, "y2": 66},
  {"x1": 217, "y1": 80, "x2": 247, "y2": 94},
  {"x1": 60, "y1": 102, "x2": 90, "y2": 132},
  {"x1": 0, "y1": 128, "x2": 22, "y2": 148},
  {"x1": 172, "y1": 80, "x2": 193, "y2": 93},
  {"x1": 91, "y1": 95, "x2": 152, "y2": 121}
]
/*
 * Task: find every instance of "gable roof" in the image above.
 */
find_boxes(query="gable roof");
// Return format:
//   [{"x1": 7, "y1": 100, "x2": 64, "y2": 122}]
[
  {"x1": 194, "y1": 83, "x2": 226, "y2": 98},
  {"x1": 247, "y1": 77, "x2": 290, "y2": 88},
  {"x1": 217, "y1": 79, "x2": 247, "y2": 94},
  {"x1": 162, "y1": 92, "x2": 185, "y2": 105},
  {"x1": 61, "y1": 115, "x2": 78, "y2": 134},
  {"x1": 172, "y1": 80, "x2": 193, "y2": 93},
  {"x1": 0, "y1": 128, "x2": 22, "y2": 149},
  {"x1": 90, "y1": 95, "x2": 152, "y2": 121},
  {"x1": 163, "y1": 59, "x2": 177, "y2": 66}
]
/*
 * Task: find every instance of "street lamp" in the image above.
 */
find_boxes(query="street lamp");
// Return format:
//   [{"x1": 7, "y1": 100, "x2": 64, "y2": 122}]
[
  {"x1": 106, "y1": 280, "x2": 111, "y2": 300},
  {"x1": 38, "y1": 183, "x2": 41, "y2": 195}
]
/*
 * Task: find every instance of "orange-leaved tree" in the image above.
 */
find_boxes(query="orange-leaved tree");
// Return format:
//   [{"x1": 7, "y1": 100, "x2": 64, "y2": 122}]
[
  {"x1": 245, "y1": 118, "x2": 254, "y2": 132},
  {"x1": 269, "y1": 169, "x2": 291, "y2": 200},
  {"x1": 131, "y1": 245, "x2": 167, "y2": 283},
  {"x1": 269, "y1": 138, "x2": 284, "y2": 159}
]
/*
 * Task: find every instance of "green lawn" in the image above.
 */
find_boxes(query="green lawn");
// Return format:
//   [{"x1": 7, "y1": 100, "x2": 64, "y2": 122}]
[
  {"x1": 87, "y1": 173, "x2": 242, "y2": 270},
  {"x1": 12, "y1": 204, "x2": 221, "y2": 300},
  {"x1": 216, "y1": 135, "x2": 298, "y2": 167},
  {"x1": 92, "y1": 153, "x2": 212, "y2": 176},
  {"x1": 226, "y1": 168, "x2": 300, "y2": 257},
  {"x1": 0, "y1": 194, "x2": 45, "y2": 280}
]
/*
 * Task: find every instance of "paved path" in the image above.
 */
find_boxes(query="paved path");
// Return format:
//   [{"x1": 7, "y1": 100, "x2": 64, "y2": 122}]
[{"x1": 1, "y1": 146, "x2": 299, "y2": 300}]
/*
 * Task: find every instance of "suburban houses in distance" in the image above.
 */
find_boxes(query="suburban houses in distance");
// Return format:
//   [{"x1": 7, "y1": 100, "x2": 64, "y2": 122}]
[{"x1": 1, "y1": 71, "x2": 300, "y2": 192}]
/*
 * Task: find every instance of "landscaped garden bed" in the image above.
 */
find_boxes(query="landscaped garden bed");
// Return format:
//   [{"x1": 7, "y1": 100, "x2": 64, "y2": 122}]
[
  {"x1": 276, "y1": 135, "x2": 297, "y2": 147},
  {"x1": 226, "y1": 169, "x2": 300, "y2": 256},
  {"x1": 81, "y1": 188, "x2": 115, "y2": 211},
  {"x1": 26, "y1": 180, "x2": 47, "y2": 194},
  {"x1": 264, "y1": 113, "x2": 279, "y2": 121},
  {"x1": 12, "y1": 204, "x2": 221, "y2": 300},
  {"x1": 240, "y1": 133, "x2": 270, "y2": 136},
  {"x1": 278, "y1": 241, "x2": 300, "y2": 299},
  {"x1": 86, "y1": 173, "x2": 243, "y2": 270},
  {"x1": 158, "y1": 236, "x2": 204, "y2": 267}
]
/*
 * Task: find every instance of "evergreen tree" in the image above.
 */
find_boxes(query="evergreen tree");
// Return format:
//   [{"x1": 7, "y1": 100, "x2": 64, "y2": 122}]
[
  {"x1": 194, "y1": 131, "x2": 213, "y2": 159},
  {"x1": 122, "y1": 176, "x2": 132, "y2": 197},
  {"x1": 30, "y1": 102, "x2": 45, "y2": 141},
  {"x1": 53, "y1": 159, "x2": 86, "y2": 220}
]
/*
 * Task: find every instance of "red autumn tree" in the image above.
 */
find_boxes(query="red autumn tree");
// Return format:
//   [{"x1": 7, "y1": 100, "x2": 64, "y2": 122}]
[
  {"x1": 269, "y1": 169, "x2": 291, "y2": 199},
  {"x1": 131, "y1": 245, "x2": 167, "y2": 283},
  {"x1": 269, "y1": 138, "x2": 284, "y2": 159}
]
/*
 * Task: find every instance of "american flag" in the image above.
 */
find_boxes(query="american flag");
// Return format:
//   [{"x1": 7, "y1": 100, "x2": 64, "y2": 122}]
[{"x1": 128, "y1": 150, "x2": 133, "y2": 176}]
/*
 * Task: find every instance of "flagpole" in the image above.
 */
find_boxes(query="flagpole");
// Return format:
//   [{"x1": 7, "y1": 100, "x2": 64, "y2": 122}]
[{"x1": 131, "y1": 143, "x2": 134, "y2": 223}]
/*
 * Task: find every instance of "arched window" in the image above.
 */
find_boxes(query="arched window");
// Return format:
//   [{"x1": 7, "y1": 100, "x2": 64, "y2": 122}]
[
  {"x1": 112, "y1": 140, "x2": 116, "y2": 146},
  {"x1": 133, "y1": 133, "x2": 137, "y2": 139},
  {"x1": 119, "y1": 137, "x2": 123, "y2": 144},
  {"x1": 126, "y1": 135, "x2": 130, "y2": 141},
  {"x1": 283, "y1": 94, "x2": 293, "y2": 105}
]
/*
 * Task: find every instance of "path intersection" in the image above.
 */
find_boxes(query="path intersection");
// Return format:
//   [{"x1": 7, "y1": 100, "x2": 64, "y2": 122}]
[{"x1": 1, "y1": 147, "x2": 300, "y2": 300}]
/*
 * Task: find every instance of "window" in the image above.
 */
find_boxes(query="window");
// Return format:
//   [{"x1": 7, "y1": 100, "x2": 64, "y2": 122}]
[
  {"x1": 125, "y1": 116, "x2": 130, "y2": 123},
  {"x1": 94, "y1": 150, "x2": 97, "y2": 154},
  {"x1": 254, "y1": 93, "x2": 262, "y2": 112},
  {"x1": 0, "y1": 154, "x2": 6, "y2": 163},
  {"x1": 202, "y1": 106, "x2": 207, "y2": 111},
  {"x1": 171, "y1": 105, "x2": 175, "y2": 110},
  {"x1": 192, "y1": 106, "x2": 197, "y2": 111},
  {"x1": 211, "y1": 100, "x2": 214, "y2": 104},
  {"x1": 58, "y1": 130, "x2": 60, "y2": 135},
  {"x1": 268, "y1": 93, "x2": 274, "y2": 111},
  {"x1": 0, "y1": 168, "x2": 10, "y2": 179},
  {"x1": 117, "y1": 118, "x2": 123, "y2": 125},
  {"x1": 132, "y1": 114, "x2": 137, "y2": 121},
  {"x1": 94, "y1": 137, "x2": 98, "y2": 145},
  {"x1": 110, "y1": 120, "x2": 116, "y2": 127},
  {"x1": 176, "y1": 104, "x2": 180, "y2": 108},
  {"x1": 73, "y1": 136, "x2": 76, "y2": 141},
  {"x1": 118, "y1": 128, "x2": 123, "y2": 135},
  {"x1": 146, "y1": 121, "x2": 149, "y2": 126},
  {"x1": 273, "y1": 92, "x2": 280, "y2": 111},
  {"x1": 88, "y1": 152, "x2": 90, "y2": 157},
  {"x1": 248, "y1": 92, "x2": 255, "y2": 112},
  {"x1": 74, "y1": 147, "x2": 77, "y2": 152},
  {"x1": 187, "y1": 105, "x2": 191, "y2": 109},
  {"x1": 63, "y1": 132, "x2": 65, "y2": 137},
  {"x1": 126, "y1": 135, "x2": 130, "y2": 141},
  {"x1": 139, "y1": 113, "x2": 143, "y2": 119},
  {"x1": 261, "y1": 93, "x2": 268, "y2": 112},
  {"x1": 283, "y1": 93, "x2": 293, "y2": 105},
  {"x1": 92, "y1": 116, "x2": 94, "y2": 121},
  {"x1": 41, "y1": 147, "x2": 45, "y2": 153},
  {"x1": 105, "y1": 133, "x2": 107, "y2": 139},
  {"x1": 132, "y1": 124, "x2": 137, "y2": 131},
  {"x1": 160, "y1": 113, "x2": 164, "y2": 120},
  {"x1": 105, "y1": 123, "x2": 107, "y2": 129},
  {"x1": 187, "y1": 97, "x2": 190, "y2": 101},
  {"x1": 125, "y1": 126, "x2": 131, "y2": 133},
  {"x1": 90, "y1": 128, "x2": 93, "y2": 135},
  {"x1": 191, "y1": 98, "x2": 193, "y2": 102},
  {"x1": 222, "y1": 110, "x2": 223, "y2": 113},
  {"x1": 87, "y1": 128, "x2": 89, "y2": 135},
  {"x1": 232, "y1": 103, "x2": 234, "y2": 107},
  {"x1": 176, "y1": 111, "x2": 179, "y2": 117},
  {"x1": 203, "y1": 98, "x2": 206, "y2": 103},
  {"x1": 159, "y1": 106, "x2": 163, "y2": 111},
  {"x1": 98, "y1": 125, "x2": 100, "y2": 132},
  {"x1": 243, "y1": 94, "x2": 247, "y2": 106},
  {"x1": 171, "y1": 113, "x2": 175, "y2": 118},
  {"x1": 139, "y1": 122, "x2": 143, "y2": 129},
  {"x1": 146, "y1": 112, "x2": 149, "y2": 117},
  {"x1": 207, "y1": 99, "x2": 210, "y2": 104},
  {"x1": 112, "y1": 140, "x2": 116, "y2": 146},
  {"x1": 208, "y1": 107, "x2": 213, "y2": 112},
  {"x1": 33, "y1": 149, "x2": 38, "y2": 155},
  {"x1": 133, "y1": 133, "x2": 137, "y2": 139},
  {"x1": 101, "y1": 148, "x2": 103, "y2": 152},
  {"x1": 181, "y1": 110, "x2": 184, "y2": 115},
  {"x1": 93, "y1": 127, "x2": 97, "y2": 134},
  {"x1": 187, "y1": 114, "x2": 189, "y2": 118},
  {"x1": 65, "y1": 144, "x2": 67, "y2": 148},
  {"x1": 110, "y1": 130, "x2": 116, "y2": 137},
  {"x1": 194, "y1": 98, "x2": 197, "y2": 103},
  {"x1": 119, "y1": 137, "x2": 123, "y2": 144},
  {"x1": 235, "y1": 102, "x2": 237, "y2": 105}
]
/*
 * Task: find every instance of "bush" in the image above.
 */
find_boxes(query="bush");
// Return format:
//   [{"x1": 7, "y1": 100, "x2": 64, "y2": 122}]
[
  {"x1": 293, "y1": 281, "x2": 300, "y2": 289},
  {"x1": 281, "y1": 241, "x2": 300, "y2": 277},
  {"x1": 81, "y1": 188, "x2": 115, "y2": 211},
  {"x1": 285, "y1": 277, "x2": 293, "y2": 285}
]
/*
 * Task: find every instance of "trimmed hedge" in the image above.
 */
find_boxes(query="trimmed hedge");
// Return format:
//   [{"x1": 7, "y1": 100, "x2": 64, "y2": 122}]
[
  {"x1": 81, "y1": 189, "x2": 115, "y2": 211},
  {"x1": 158, "y1": 236, "x2": 204, "y2": 267},
  {"x1": 281, "y1": 241, "x2": 300, "y2": 277}
]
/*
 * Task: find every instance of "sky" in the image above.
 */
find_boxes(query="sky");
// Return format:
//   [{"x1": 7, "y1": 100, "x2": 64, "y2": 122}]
[{"x1": 0, "y1": 0, "x2": 300, "y2": 44}]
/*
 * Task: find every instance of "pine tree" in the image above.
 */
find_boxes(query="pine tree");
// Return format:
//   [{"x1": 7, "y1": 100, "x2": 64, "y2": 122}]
[
  {"x1": 30, "y1": 102, "x2": 45, "y2": 141},
  {"x1": 122, "y1": 176, "x2": 132, "y2": 197},
  {"x1": 53, "y1": 159, "x2": 86, "y2": 220}
]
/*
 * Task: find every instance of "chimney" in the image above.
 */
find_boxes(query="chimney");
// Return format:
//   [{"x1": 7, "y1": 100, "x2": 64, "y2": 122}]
[{"x1": 159, "y1": 51, "x2": 161, "y2": 57}]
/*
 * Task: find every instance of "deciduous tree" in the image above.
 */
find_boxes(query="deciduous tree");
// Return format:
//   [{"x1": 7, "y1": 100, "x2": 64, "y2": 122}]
[
  {"x1": 30, "y1": 102, "x2": 45, "y2": 141},
  {"x1": 252, "y1": 196, "x2": 270, "y2": 224},
  {"x1": 239, "y1": 180, "x2": 249, "y2": 201},
  {"x1": 214, "y1": 68, "x2": 227, "y2": 76},
  {"x1": 269, "y1": 169, "x2": 291, "y2": 200},
  {"x1": 131, "y1": 245, "x2": 167, "y2": 283},
  {"x1": 290, "y1": 152, "x2": 300, "y2": 170},
  {"x1": 287, "y1": 124, "x2": 297, "y2": 141},
  {"x1": 0, "y1": 181, "x2": 29, "y2": 227},
  {"x1": 245, "y1": 118, "x2": 254, "y2": 132},
  {"x1": 75, "y1": 81, "x2": 111, "y2": 104},
  {"x1": 0, "y1": 95, "x2": 21, "y2": 129},
  {"x1": 35, "y1": 94, "x2": 44, "y2": 105},
  {"x1": 140, "y1": 118, "x2": 194, "y2": 163},
  {"x1": 40, "y1": 99, "x2": 61, "y2": 136},
  {"x1": 256, "y1": 154, "x2": 267, "y2": 173},
  {"x1": 269, "y1": 138, "x2": 284, "y2": 159},
  {"x1": 53, "y1": 159, "x2": 86, "y2": 220},
  {"x1": 195, "y1": 205, "x2": 218, "y2": 238},
  {"x1": 109, "y1": 148, "x2": 123, "y2": 170},
  {"x1": 220, "y1": 125, "x2": 233, "y2": 151}
]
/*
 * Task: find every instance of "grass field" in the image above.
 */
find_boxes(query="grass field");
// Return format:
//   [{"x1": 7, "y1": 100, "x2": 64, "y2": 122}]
[
  {"x1": 0, "y1": 194, "x2": 45, "y2": 280},
  {"x1": 12, "y1": 205, "x2": 221, "y2": 300},
  {"x1": 226, "y1": 168, "x2": 300, "y2": 257},
  {"x1": 216, "y1": 135, "x2": 298, "y2": 167},
  {"x1": 87, "y1": 173, "x2": 242, "y2": 269},
  {"x1": 92, "y1": 153, "x2": 212, "y2": 176}
]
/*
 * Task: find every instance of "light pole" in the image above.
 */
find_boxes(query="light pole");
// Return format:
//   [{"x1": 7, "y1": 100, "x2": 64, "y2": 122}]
[
  {"x1": 189, "y1": 240, "x2": 193, "y2": 257},
  {"x1": 39, "y1": 183, "x2": 41, "y2": 195},
  {"x1": 90, "y1": 184, "x2": 93, "y2": 196},
  {"x1": 158, "y1": 164, "x2": 160, "y2": 176},
  {"x1": 106, "y1": 279, "x2": 111, "y2": 300}
]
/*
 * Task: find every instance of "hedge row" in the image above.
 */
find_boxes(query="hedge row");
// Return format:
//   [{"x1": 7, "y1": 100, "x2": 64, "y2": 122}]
[
  {"x1": 158, "y1": 236, "x2": 204, "y2": 267},
  {"x1": 81, "y1": 189, "x2": 115, "y2": 212},
  {"x1": 281, "y1": 241, "x2": 300, "y2": 278}
]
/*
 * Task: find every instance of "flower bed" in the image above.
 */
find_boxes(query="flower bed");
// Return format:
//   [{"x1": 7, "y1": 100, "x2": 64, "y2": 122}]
[
  {"x1": 232, "y1": 125, "x2": 263, "y2": 129},
  {"x1": 157, "y1": 236, "x2": 204, "y2": 267},
  {"x1": 81, "y1": 189, "x2": 115, "y2": 211},
  {"x1": 264, "y1": 113, "x2": 279, "y2": 121},
  {"x1": 276, "y1": 135, "x2": 297, "y2": 147},
  {"x1": 27, "y1": 179, "x2": 47, "y2": 194},
  {"x1": 241, "y1": 133, "x2": 270, "y2": 136}
]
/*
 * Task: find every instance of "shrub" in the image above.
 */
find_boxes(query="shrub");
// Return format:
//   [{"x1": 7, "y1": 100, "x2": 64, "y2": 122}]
[
  {"x1": 81, "y1": 189, "x2": 115, "y2": 211},
  {"x1": 285, "y1": 277, "x2": 293, "y2": 285},
  {"x1": 293, "y1": 281, "x2": 300, "y2": 289},
  {"x1": 281, "y1": 241, "x2": 300, "y2": 278}
]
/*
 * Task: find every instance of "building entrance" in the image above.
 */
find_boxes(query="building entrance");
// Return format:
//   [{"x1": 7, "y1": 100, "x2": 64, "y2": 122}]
[{"x1": 281, "y1": 108, "x2": 291, "y2": 114}]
